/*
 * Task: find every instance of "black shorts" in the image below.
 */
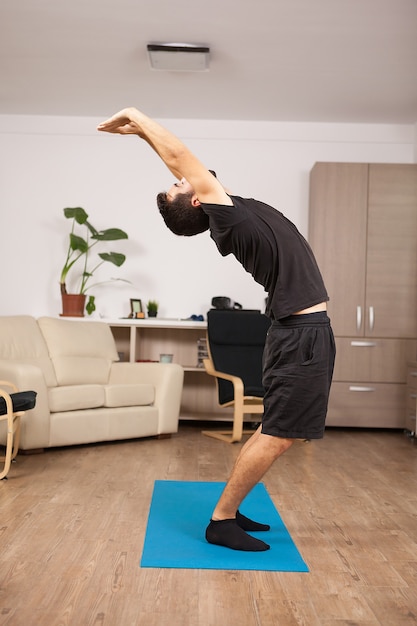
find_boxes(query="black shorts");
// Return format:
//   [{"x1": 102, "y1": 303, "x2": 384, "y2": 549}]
[{"x1": 261, "y1": 311, "x2": 335, "y2": 440}]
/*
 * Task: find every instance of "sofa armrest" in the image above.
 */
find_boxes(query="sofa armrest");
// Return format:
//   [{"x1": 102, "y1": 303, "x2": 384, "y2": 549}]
[
  {"x1": 0, "y1": 360, "x2": 51, "y2": 450},
  {"x1": 109, "y1": 362, "x2": 184, "y2": 434}
]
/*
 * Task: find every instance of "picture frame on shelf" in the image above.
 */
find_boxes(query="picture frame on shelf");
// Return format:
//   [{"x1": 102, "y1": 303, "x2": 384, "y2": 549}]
[{"x1": 130, "y1": 298, "x2": 145, "y2": 319}]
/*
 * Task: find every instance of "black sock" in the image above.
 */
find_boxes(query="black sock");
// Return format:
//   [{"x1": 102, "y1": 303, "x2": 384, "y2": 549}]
[
  {"x1": 205, "y1": 519, "x2": 270, "y2": 552},
  {"x1": 236, "y1": 510, "x2": 270, "y2": 532}
]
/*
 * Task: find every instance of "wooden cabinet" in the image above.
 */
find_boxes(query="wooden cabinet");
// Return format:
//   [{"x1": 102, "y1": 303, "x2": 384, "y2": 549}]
[
  {"x1": 108, "y1": 319, "x2": 234, "y2": 422},
  {"x1": 309, "y1": 162, "x2": 417, "y2": 428},
  {"x1": 405, "y1": 361, "x2": 417, "y2": 436}
]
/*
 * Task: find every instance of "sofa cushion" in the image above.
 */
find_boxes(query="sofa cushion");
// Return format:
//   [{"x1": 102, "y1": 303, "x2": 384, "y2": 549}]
[
  {"x1": 38, "y1": 317, "x2": 119, "y2": 385},
  {"x1": 48, "y1": 385, "x2": 105, "y2": 412},
  {"x1": 104, "y1": 384, "x2": 155, "y2": 408},
  {"x1": 0, "y1": 316, "x2": 57, "y2": 387}
]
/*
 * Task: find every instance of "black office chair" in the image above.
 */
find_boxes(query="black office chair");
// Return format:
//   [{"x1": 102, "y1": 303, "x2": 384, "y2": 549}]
[
  {"x1": 202, "y1": 309, "x2": 270, "y2": 443},
  {"x1": 0, "y1": 381, "x2": 37, "y2": 479}
]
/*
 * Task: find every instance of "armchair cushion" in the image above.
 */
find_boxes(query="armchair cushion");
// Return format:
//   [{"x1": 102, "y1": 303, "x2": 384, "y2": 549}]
[{"x1": 0, "y1": 390, "x2": 37, "y2": 415}]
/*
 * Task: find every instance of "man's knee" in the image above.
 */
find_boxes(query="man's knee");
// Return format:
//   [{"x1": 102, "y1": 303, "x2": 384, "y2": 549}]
[
  {"x1": 260, "y1": 433, "x2": 294, "y2": 457},
  {"x1": 276, "y1": 437, "x2": 294, "y2": 454}
]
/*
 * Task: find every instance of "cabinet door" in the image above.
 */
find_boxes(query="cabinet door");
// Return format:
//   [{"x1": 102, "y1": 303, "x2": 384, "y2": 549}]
[
  {"x1": 309, "y1": 163, "x2": 368, "y2": 336},
  {"x1": 366, "y1": 164, "x2": 417, "y2": 338}
]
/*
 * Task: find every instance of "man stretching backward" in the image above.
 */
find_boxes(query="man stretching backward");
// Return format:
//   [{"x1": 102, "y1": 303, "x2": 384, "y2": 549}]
[{"x1": 97, "y1": 107, "x2": 336, "y2": 552}]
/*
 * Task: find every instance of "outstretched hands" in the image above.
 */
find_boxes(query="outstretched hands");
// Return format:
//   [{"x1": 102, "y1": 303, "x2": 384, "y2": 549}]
[
  {"x1": 97, "y1": 107, "x2": 145, "y2": 136},
  {"x1": 97, "y1": 106, "x2": 232, "y2": 204}
]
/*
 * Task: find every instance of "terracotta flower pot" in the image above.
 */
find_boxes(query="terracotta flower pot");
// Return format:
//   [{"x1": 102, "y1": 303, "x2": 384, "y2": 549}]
[{"x1": 61, "y1": 294, "x2": 86, "y2": 317}]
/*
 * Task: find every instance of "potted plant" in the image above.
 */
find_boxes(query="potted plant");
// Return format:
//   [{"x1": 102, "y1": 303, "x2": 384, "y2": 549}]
[
  {"x1": 146, "y1": 300, "x2": 159, "y2": 318},
  {"x1": 60, "y1": 206, "x2": 128, "y2": 316}
]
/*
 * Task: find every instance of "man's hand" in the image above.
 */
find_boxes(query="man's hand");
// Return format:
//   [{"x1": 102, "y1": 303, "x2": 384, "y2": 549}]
[{"x1": 97, "y1": 108, "x2": 145, "y2": 136}]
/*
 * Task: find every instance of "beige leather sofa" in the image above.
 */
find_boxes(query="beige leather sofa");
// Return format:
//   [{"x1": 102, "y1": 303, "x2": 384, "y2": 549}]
[{"x1": 0, "y1": 316, "x2": 184, "y2": 451}]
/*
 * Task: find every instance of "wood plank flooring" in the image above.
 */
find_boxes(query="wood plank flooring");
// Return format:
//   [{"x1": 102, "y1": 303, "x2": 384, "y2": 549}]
[{"x1": 1, "y1": 424, "x2": 417, "y2": 625}]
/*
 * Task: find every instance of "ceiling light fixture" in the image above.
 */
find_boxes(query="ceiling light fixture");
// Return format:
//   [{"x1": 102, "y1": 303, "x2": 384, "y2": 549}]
[{"x1": 147, "y1": 43, "x2": 210, "y2": 72}]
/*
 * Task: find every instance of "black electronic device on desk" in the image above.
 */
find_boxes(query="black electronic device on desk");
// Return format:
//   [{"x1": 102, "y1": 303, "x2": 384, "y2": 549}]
[
  {"x1": 211, "y1": 296, "x2": 242, "y2": 310},
  {"x1": 211, "y1": 297, "x2": 260, "y2": 313}
]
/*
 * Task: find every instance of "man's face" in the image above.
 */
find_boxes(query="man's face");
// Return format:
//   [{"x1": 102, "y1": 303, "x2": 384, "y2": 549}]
[{"x1": 167, "y1": 177, "x2": 194, "y2": 201}]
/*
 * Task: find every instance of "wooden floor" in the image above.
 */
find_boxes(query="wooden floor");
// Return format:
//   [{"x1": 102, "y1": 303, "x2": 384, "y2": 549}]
[{"x1": 1, "y1": 424, "x2": 417, "y2": 626}]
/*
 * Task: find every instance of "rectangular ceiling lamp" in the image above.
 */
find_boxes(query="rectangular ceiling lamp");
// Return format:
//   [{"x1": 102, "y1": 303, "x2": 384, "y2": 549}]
[{"x1": 147, "y1": 44, "x2": 210, "y2": 72}]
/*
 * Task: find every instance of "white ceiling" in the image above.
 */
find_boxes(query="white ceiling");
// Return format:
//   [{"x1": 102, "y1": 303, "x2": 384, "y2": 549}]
[{"x1": 1, "y1": 0, "x2": 417, "y2": 124}]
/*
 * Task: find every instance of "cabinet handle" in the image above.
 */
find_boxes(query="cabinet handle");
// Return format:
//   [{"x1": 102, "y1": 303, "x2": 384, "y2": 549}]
[
  {"x1": 411, "y1": 393, "x2": 417, "y2": 399},
  {"x1": 350, "y1": 341, "x2": 377, "y2": 347},
  {"x1": 369, "y1": 306, "x2": 375, "y2": 331},
  {"x1": 356, "y1": 306, "x2": 362, "y2": 332},
  {"x1": 411, "y1": 372, "x2": 417, "y2": 377},
  {"x1": 349, "y1": 386, "x2": 375, "y2": 392}
]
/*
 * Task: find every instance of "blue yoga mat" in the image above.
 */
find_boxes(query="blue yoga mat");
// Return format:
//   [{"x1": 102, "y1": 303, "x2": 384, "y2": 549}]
[{"x1": 140, "y1": 481, "x2": 308, "y2": 571}]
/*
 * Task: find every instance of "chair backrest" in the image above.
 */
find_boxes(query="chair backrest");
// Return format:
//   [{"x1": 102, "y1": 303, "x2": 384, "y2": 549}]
[{"x1": 206, "y1": 309, "x2": 271, "y2": 405}]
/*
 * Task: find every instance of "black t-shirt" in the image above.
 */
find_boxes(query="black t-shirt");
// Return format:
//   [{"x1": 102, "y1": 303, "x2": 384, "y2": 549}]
[{"x1": 201, "y1": 195, "x2": 328, "y2": 320}]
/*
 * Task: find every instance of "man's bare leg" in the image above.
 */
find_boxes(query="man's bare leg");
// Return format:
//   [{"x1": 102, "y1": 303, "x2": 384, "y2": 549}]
[
  {"x1": 214, "y1": 428, "x2": 294, "y2": 519},
  {"x1": 205, "y1": 427, "x2": 294, "y2": 551}
]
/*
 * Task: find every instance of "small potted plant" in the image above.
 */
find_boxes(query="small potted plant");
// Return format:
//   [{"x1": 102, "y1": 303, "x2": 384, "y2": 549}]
[
  {"x1": 146, "y1": 300, "x2": 159, "y2": 318},
  {"x1": 60, "y1": 206, "x2": 128, "y2": 316}
]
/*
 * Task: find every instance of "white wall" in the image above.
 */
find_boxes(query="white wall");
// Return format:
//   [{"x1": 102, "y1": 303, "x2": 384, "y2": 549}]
[{"x1": 0, "y1": 115, "x2": 415, "y2": 320}]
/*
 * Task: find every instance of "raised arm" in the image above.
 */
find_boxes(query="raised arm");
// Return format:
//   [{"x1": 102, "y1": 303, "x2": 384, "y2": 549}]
[{"x1": 97, "y1": 107, "x2": 231, "y2": 205}]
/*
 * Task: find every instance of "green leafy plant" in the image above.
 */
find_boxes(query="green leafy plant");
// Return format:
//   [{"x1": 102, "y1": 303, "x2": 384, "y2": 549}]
[
  {"x1": 146, "y1": 300, "x2": 159, "y2": 314},
  {"x1": 60, "y1": 207, "x2": 128, "y2": 315}
]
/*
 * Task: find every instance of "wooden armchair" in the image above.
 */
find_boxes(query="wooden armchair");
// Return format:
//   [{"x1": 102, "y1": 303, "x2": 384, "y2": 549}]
[
  {"x1": 0, "y1": 381, "x2": 36, "y2": 479},
  {"x1": 202, "y1": 310, "x2": 270, "y2": 443}
]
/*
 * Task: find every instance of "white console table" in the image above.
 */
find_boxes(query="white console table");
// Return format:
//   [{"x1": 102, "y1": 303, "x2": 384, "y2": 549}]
[
  {"x1": 105, "y1": 318, "x2": 234, "y2": 422},
  {"x1": 107, "y1": 318, "x2": 207, "y2": 364}
]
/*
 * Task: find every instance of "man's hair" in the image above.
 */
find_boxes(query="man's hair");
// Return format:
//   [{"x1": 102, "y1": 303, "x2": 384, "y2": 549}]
[{"x1": 157, "y1": 191, "x2": 210, "y2": 236}]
